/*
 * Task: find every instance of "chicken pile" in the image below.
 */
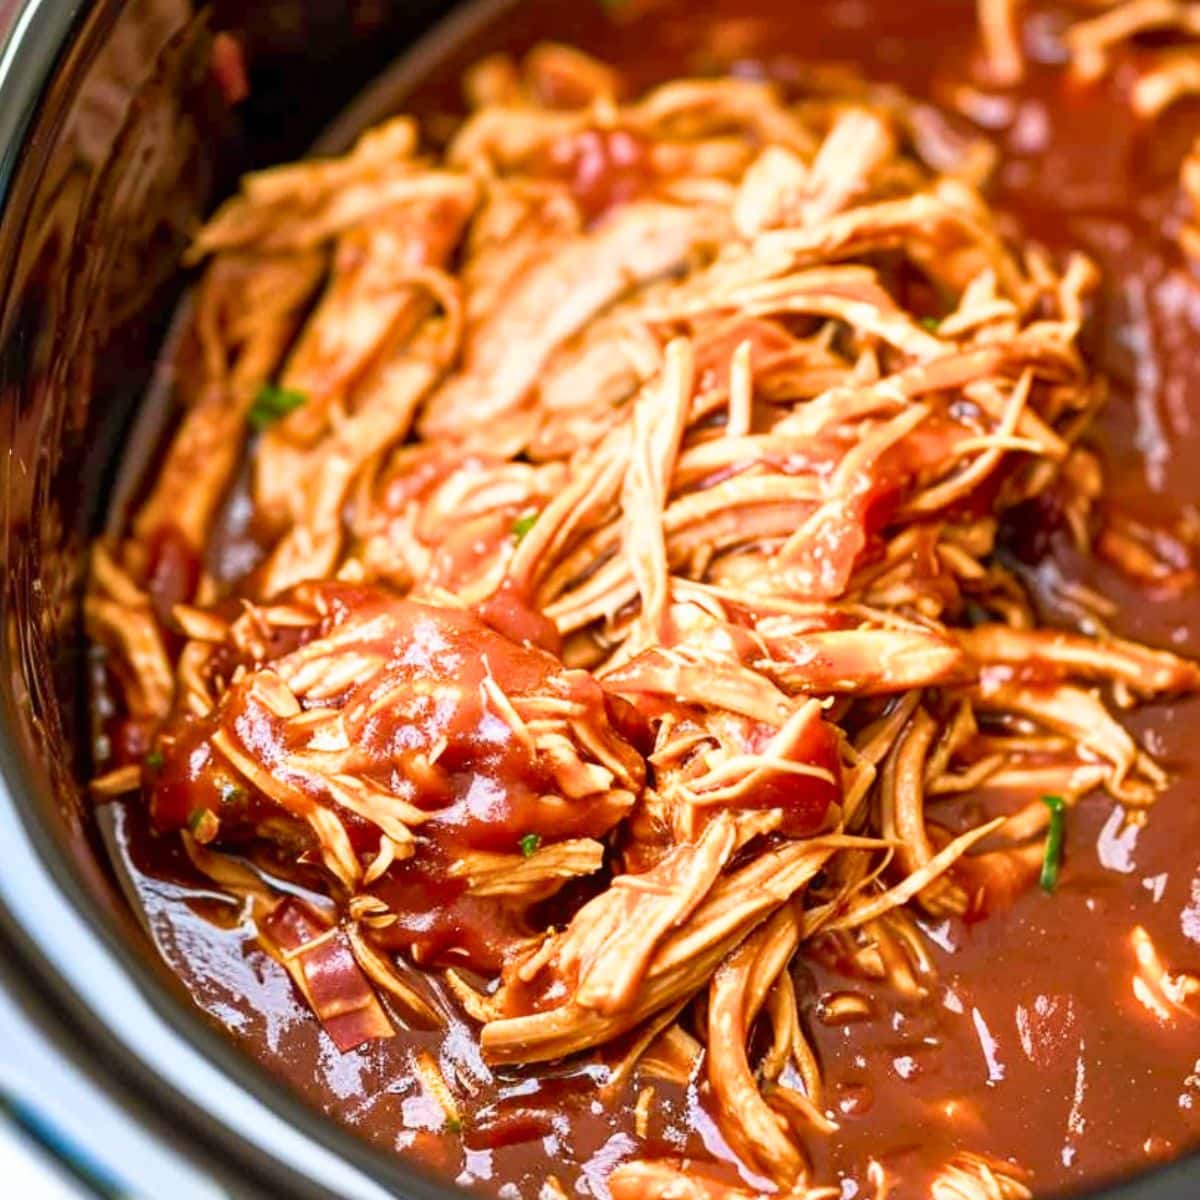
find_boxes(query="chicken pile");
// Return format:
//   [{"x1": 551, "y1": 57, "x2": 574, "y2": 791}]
[{"x1": 88, "y1": 38, "x2": 1199, "y2": 1200}]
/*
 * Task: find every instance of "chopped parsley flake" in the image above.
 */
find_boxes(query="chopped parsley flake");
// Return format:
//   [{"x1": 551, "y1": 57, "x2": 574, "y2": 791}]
[
  {"x1": 519, "y1": 833, "x2": 542, "y2": 857},
  {"x1": 219, "y1": 781, "x2": 247, "y2": 805},
  {"x1": 248, "y1": 384, "x2": 307, "y2": 431},
  {"x1": 188, "y1": 807, "x2": 220, "y2": 843},
  {"x1": 512, "y1": 512, "x2": 538, "y2": 542},
  {"x1": 1039, "y1": 793, "x2": 1066, "y2": 893}
]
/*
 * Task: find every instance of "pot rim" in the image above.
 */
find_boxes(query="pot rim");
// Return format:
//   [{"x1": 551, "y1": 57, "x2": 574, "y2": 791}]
[{"x1": 0, "y1": 3, "x2": 466, "y2": 1198}]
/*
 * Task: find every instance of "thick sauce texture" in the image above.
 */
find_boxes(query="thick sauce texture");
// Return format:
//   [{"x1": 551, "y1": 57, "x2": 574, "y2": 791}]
[{"x1": 107, "y1": 2, "x2": 1200, "y2": 1197}]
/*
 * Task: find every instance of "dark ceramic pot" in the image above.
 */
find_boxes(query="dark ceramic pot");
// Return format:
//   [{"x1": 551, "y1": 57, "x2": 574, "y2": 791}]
[
  {"x1": 0, "y1": 2, "x2": 1198, "y2": 1198},
  {"x1": 0, "y1": 4, "x2": 467, "y2": 1197}
]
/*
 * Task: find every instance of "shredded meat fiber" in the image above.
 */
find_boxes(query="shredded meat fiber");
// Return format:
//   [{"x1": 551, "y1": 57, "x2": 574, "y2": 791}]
[{"x1": 88, "y1": 33, "x2": 1200, "y2": 1200}]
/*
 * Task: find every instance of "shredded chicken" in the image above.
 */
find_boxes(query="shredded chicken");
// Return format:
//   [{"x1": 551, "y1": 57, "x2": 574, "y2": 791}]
[
  {"x1": 1130, "y1": 925, "x2": 1200, "y2": 1021},
  {"x1": 87, "y1": 38, "x2": 1199, "y2": 1200},
  {"x1": 977, "y1": 0, "x2": 1026, "y2": 85},
  {"x1": 930, "y1": 1153, "x2": 1032, "y2": 1200}
]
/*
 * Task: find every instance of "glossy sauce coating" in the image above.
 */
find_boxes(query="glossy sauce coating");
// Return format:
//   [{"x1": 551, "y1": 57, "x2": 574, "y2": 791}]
[
  {"x1": 149, "y1": 587, "x2": 645, "y2": 972},
  {"x1": 108, "y1": 2, "x2": 1200, "y2": 1196}
]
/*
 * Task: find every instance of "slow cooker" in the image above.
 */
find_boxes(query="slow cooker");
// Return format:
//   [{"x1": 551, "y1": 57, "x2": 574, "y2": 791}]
[{"x1": 1, "y1": 2, "x2": 1199, "y2": 1197}]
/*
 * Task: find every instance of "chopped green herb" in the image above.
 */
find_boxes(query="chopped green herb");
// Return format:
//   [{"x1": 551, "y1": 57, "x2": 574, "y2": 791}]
[
  {"x1": 512, "y1": 512, "x2": 538, "y2": 542},
  {"x1": 445, "y1": 1116, "x2": 463, "y2": 1135},
  {"x1": 144, "y1": 746, "x2": 164, "y2": 770},
  {"x1": 188, "y1": 807, "x2": 220, "y2": 844},
  {"x1": 964, "y1": 601, "x2": 992, "y2": 628},
  {"x1": 920, "y1": 316, "x2": 941, "y2": 332},
  {"x1": 248, "y1": 383, "x2": 307, "y2": 431},
  {"x1": 219, "y1": 781, "x2": 247, "y2": 806},
  {"x1": 519, "y1": 832, "x2": 542, "y2": 857},
  {"x1": 1039, "y1": 793, "x2": 1066, "y2": 893}
]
